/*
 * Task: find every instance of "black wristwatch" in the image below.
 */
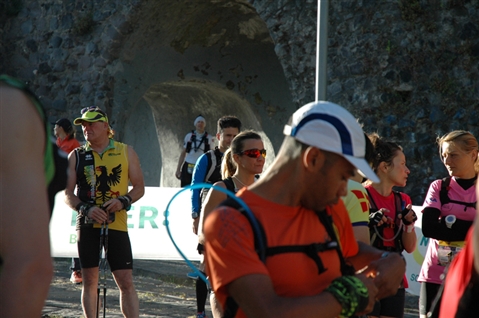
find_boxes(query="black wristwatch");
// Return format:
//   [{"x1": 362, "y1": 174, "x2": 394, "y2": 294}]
[{"x1": 192, "y1": 212, "x2": 199, "y2": 219}]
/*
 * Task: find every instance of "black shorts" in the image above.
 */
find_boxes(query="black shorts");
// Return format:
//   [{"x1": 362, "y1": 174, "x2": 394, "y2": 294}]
[
  {"x1": 77, "y1": 226, "x2": 133, "y2": 272},
  {"x1": 197, "y1": 243, "x2": 204, "y2": 255},
  {"x1": 368, "y1": 288, "x2": 405, "y2": 317},
  {"x1": 180, "y1": 161, "x2": 193, "y2": 187}
]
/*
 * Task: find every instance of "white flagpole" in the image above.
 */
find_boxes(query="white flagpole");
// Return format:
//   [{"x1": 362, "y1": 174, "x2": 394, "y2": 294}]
[{"x1": 315, "y1": 0, "x2": 329, "y2": 102}]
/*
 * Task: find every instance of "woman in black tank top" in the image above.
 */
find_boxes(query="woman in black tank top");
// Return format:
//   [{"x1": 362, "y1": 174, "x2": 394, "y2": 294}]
[{"x1": 197, "y1": 130, "x2": 266, "y2": 318}]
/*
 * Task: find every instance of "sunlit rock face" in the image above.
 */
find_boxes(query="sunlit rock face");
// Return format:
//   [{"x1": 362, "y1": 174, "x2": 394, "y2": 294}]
[
  {"x1": 3, "y1": 0, "x2": 479, "y2": 201},
  {"x1": 1, "y1": 0, "x2": 293, "y2": 187}
]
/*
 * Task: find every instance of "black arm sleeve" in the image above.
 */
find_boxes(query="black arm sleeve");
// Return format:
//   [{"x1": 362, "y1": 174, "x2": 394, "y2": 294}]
[{"x1": 422, "y1": 207, "x2": 473, "y2": 241}]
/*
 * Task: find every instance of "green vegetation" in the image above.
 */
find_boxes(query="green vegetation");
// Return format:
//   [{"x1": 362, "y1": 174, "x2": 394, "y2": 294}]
[{"x1": 386, "y1": 40, "x2": 392, "y2": 54}]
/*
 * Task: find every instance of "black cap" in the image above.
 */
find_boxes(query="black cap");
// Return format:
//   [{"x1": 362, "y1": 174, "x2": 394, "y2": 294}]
[{"x1": 54, "y1": 118, "x2": 73, "y2": 132}]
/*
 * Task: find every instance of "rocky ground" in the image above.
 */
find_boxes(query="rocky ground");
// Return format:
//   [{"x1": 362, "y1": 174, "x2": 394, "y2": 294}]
[{"x1": 42, "y1": 258, "x2": 419, "y2": 317}]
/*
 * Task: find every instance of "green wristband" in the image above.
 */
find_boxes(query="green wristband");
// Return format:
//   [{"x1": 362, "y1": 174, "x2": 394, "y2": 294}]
[{"x1": 325, "y1": 276, "x2": 369, "y2": 317}]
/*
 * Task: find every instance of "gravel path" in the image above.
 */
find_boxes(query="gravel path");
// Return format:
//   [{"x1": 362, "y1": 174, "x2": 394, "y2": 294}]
[
  {"x1": 42, "y1": 258, "x2": 418, "y2": 317},
  {"x1": 42, "y1": 258, "x2": 206, "y2": 318}
]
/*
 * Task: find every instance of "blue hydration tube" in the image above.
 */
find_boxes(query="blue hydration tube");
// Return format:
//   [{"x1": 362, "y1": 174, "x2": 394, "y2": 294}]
[{"x1": 163, "y1": 183, "x2": 265, "y2": 286}]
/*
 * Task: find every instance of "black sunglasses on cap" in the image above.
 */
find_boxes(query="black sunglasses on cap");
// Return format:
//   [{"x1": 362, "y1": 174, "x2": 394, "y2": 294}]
[
  {"x1": 238, "y1": 148, "x2": 267, "y2": 159},
  {"x1": 81, "y1": 106, "x2": 107, "y2": 116}
]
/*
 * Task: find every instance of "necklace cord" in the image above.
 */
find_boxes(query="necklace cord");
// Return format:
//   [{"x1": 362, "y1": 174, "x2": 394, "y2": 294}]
[{"x1": 233, "y1": 176, "x2": 247, "y2": 188}]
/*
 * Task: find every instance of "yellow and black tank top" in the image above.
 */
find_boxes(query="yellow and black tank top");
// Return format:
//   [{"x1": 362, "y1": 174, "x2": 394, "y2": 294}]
[{"x1": 75, "y1": 139, "x2": 130, "y2": 231}]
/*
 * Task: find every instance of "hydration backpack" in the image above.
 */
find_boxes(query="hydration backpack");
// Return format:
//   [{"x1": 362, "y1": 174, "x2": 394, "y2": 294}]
[
  {"x1": 367, "y1": 189, "x2": 405, "y2": 252},
  {"x1": 219, "y1": 198, "x2": 355, "y2": 318},
  {"x1": 439, "y1": 176, "x2": 476, "y2": 211},
  {"x1": 185, "y1": 130, "x2": 210, "y2": 153},
  {"x1": 199, "y1": 148, "x2": 224, "y2": 205}
]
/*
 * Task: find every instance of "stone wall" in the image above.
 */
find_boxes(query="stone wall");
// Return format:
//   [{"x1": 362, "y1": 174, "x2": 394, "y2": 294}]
[
  {"x1": 250, "y1": 0, "x2": 479, "y2": 203},
  {"x1": 2, "y1": 0, "x2": 479, "y2": 202},
  {"x1": 0, "y1": 0, "x2": 294, "y2": 187}
]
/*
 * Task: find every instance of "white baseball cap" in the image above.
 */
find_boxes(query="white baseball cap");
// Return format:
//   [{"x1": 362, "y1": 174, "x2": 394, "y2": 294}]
[{"x1": 283, "y1": 101, "x2": 379, "y2": 183}]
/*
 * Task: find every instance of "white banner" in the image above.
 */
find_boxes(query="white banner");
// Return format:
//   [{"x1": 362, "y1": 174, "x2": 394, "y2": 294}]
[
  {"x1": 49, "y1": 188, "x2": 427, "y2": 295},
  {"x1": 49, "y1": 187, "x2": 201, "y2": 261},
  {"x1": 403, "y1": 206, "x2": 428, "y2": 296}
]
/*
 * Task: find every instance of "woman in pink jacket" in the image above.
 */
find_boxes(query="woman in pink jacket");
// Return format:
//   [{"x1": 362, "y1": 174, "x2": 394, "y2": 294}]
[{"x1": 419, "y1": 130, "x2": 478, "y2": 318}]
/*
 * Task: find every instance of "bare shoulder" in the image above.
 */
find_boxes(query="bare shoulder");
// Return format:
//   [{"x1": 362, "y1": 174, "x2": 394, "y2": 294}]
[
  {"x1": 0, "y1": 85, "x2": 44, "y2": 159},
  {"x1": 126, "y1": 144, "x2": 141, "y2": 167},
  {"x1": 0, "y1": 83, "x2": 48, "y2": 225},
  {"x1": 213, "y1": 180, "x2": 227, "y2": 189},
  {"x1": 126, "y1": 144, "x2": 139, "y2": 155}
]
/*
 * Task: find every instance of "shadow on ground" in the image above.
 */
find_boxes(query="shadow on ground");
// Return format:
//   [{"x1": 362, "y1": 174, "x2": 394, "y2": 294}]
[{"x1": 43, "y1": 258, "x2": 418, "y2": 317}]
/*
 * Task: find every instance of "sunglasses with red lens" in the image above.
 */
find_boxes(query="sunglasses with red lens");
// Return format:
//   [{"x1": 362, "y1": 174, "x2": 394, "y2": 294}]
[{"x1": 239, "y1": 148, "x2": 267, "y2": 159}]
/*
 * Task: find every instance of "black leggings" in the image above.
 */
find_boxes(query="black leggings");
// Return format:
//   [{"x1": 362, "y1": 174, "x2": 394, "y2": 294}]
[
  {"x1": 419, "y1": 282, "x2": 441, "y2": 317},
  {"x1": 196, "y1": 271, "x2": 208, "y2": 312}
]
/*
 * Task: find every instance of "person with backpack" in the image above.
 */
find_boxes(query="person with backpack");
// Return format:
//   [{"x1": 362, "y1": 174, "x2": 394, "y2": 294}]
[
  {"x1": 175, "y1": 115, "x2": 216, "y2": 187},
  {"x1": 418, "y1": 130, "x2": 478, "y2": 318},
  {"x1": 190, "y1": 115, "x2": 242, "y2": 318},
  {"x1": 199, "y1": 130, "x2": 265, "y2": 224},
  {"x1": 198, "y1": 130, "x2": 265, "y2": 318},
  {"x1": 203, "y1": 101, "x2": 407, "y2": 318},
  {"x1": 190, "y1": 115, "x2": 242, "y2": 230},
  {"x1": 342, "y1": 132, "x2": 380, "y2": 245},
  {"x1": 364, "y1": 133, "x2": 418, "y2": 318},
  {"x1": 65, "y1": 107, "x2": 145, "y2": 317},
  {"x1": 437, "y1": 178, "x2": 479, "y2": 318}
]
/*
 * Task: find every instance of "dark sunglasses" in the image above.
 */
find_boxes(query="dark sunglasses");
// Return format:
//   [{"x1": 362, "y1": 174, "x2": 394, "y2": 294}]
[
  {"x1": 81, "y1": 106, "x2": 106, "y2": 116},
  {"x1": 239, "y1": 148, "x2": 266, "y2": 159}
]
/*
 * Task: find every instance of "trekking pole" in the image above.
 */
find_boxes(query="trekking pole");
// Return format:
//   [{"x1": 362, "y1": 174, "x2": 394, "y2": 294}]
[
  {"x1": 96, "y1": 221, "x2": 105, "y2": 318},
  {"x1": 96, "y1": 221, "x2": 109, "y2": 318},
  {"x1": 102, "y1": 222, "x2": 109, "y2": 318}
]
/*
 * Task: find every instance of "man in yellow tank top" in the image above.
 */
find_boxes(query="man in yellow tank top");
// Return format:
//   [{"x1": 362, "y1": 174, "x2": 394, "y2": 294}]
[{"x1": 65, "y1": 107, "x2": 145, "y2": 317}]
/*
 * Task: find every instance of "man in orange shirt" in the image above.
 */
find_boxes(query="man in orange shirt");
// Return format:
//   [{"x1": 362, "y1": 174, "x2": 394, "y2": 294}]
[{"x1": 204, "y1": 101, "x2": 406, "y2": 318}]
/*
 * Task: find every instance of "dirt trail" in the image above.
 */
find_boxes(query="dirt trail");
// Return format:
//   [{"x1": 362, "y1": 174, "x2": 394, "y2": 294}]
[
  {"x1": 42, "y1": 258, "x2": 207, "y2": 318},
  {"x1": 42, "y1": 258, "x2": 418, "y2": 318}
]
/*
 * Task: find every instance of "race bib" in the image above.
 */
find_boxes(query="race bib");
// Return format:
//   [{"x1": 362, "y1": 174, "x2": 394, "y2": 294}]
[{"x1": 437, "y1": 240, "x2": 465, "y2": 267}]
